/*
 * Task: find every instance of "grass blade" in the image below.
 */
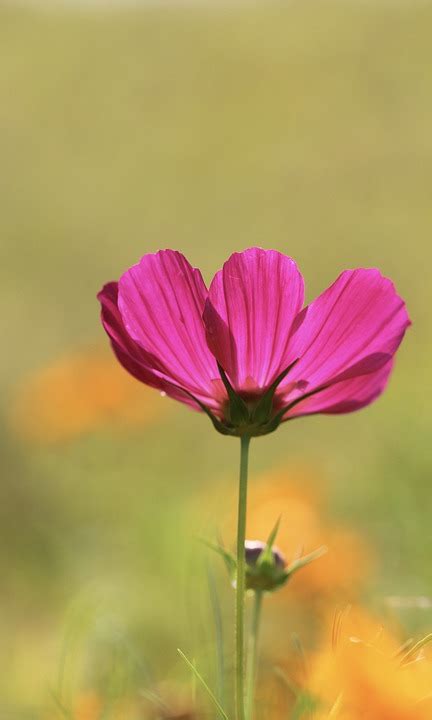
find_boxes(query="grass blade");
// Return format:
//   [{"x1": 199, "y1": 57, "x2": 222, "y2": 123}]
[
  {"x1": 177, "y1": 648, "x2": 230, "y2": 720},
  {"x1": 207, "y1": 563, "x2": 226, "y2": 707}
]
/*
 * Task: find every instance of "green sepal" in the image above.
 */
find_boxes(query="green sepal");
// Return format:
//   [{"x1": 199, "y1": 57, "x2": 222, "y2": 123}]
[
  {"x1": 217, "y1": 363, "x2": 250, "y2": 426},
  {"x1": 169, "y1": 362, "x2": 330, "y2": 438},
  {"x1": 246, "y1": 563, "x2": 288, "y2": 593},
  {"x1": 257, "y1": 517, "x2": 281, "y2": 568},
  {"x1": 173, "y1": 383, "x2": 235, "y2": 436},
  {"x1": 246, "y1": 519, "x2": 287, "y2": 591},
  {"x1": 286, "y1": 545, "x2": 328, "y2": 577},
  {"x1": 248, "y1": 541, "x2": 327, "y2": 593},
  {"x1": 262, "y1": 383, "x2": 330, "y2": 434},
  {"x1": 197, "y1": 402, "x2": 234, "y2": 436},
  {"x1": 251, "y1": 359, "x2": 299, "y2": 425}
]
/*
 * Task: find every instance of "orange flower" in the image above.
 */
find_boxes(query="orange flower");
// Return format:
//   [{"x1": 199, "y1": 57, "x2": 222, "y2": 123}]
[
  {"x1": 9, "y1": 346, "x2": 168, "y2": 443},
  {"x1": 307, "y1": 606, "x2": 432, "y2": 719},
  {"x1": 58, "y1": 692, "x2": 141, "y2": 720},
  {"x1": 74, "y1": 692, "x2": 103, "y2": 720}
]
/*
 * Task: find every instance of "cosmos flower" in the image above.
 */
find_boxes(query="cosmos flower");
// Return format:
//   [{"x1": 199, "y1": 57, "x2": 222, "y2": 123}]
[{"x1": 98, "y1": 248, "x2": 410, "y2": 436}]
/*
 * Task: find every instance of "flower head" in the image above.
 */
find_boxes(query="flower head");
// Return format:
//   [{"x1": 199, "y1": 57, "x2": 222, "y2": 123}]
[{"x1": 98, "y1": 248, "x2": 410, "y2": 436}]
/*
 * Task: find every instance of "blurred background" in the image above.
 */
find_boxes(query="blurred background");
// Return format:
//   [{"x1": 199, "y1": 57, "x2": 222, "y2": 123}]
[{"x1": 1, "y1": 0, "x2": 432, "y2": 716}]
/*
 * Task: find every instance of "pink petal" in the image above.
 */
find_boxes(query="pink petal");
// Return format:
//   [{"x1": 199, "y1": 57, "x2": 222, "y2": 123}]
[
  {"x1": 284, "y1": 269, "x2": 410, "y2": 394},
  {"x1": 285, "y1": 359, "x2": 394, "y2": 418},
  {"x1": 98, "y1": 282, "x2": 199, "y2": 410},
  {"x1": 203, "y1": 248, "x2": 304, "y2": 391},
  {"x1": 117, "y1": 250, "x2": 222, "y2": 405},
  {"x1": 98, "y1": 282, "x2": 156, "y2": 383}
]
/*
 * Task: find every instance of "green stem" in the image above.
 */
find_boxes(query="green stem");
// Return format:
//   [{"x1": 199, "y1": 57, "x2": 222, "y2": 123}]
[
  {"x1": 235, "y1": 434, "x2": 251, "y2": 720},
  {"x1": 245, "y1": 591, "x2": 263, "y2": 720}
]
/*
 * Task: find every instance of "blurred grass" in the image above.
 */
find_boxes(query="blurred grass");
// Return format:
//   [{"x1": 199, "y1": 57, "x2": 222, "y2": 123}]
[{"x1": 1, "y1": 0, "x2": 432, "y2": 711}]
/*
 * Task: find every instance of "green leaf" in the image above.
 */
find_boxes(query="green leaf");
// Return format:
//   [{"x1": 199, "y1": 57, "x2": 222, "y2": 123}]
[{"x1": 177, "y1": 649, "x2": 231, "y2": 720}]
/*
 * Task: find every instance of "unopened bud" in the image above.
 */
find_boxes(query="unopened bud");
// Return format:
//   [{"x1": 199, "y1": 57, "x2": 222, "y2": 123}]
[
  {"x1": 245, "y1": 540, "x2": 286, "y2": 569},
  {"x1": 244, "y1": 539, "x2": 288, "y2": 592}
]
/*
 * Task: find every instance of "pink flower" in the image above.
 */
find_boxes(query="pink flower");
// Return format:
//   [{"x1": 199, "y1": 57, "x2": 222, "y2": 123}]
[{"x1": 98, "y1": 248, "x2": 410, "y2": 436}]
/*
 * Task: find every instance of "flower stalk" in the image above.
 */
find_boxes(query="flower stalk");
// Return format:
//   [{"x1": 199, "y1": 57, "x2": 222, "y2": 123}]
[
  {"x1": 245, "y1": 590, "x2": 263, "y2": 720},
  {"x1": 235, "y1": 434, "x2": 251, "y2": 720}
]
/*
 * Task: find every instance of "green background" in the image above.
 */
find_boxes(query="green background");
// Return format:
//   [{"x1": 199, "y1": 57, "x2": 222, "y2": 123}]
[{"x1": 1, "y1": 0, "x2": 431, "y2": 713}]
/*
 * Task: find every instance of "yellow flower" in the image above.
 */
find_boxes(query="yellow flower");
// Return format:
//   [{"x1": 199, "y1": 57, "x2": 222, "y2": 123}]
[
  {"x1": 308, "y1": 606, "x2": 432, "y2": 719},
  {"x1": 9, "y1": 346, "x2": 168, "y2": 443}
]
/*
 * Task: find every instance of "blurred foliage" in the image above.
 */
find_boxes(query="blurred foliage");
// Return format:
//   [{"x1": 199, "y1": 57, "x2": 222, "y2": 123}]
[
  {"x1": 9, "y1": 346, "x2": 169, "y2": 442},
  {"x1": 1, "y1": 0, "x2": 432, "y2": 714}
]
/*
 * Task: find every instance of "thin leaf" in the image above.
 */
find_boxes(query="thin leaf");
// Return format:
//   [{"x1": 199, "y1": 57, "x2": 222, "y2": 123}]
[
  {"x1": 177, "y1": 649, "x2": 230, "y2": 720},
  {"x1": 200, "y1": 538, "x2": 237, "y2": 576},
  {"x1": 207, "y1": 563, "x2": 226, "y2": 708}
]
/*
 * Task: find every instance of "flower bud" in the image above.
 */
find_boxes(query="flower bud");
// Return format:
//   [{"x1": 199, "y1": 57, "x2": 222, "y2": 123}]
[
  {"x1": 204, "y1": 533, "x2": 326, "y2": 594},
  {"x1": 244, "y1": 539, "x2": 288, "y2": 592},
  {"x1": 245, "y1": 540, "x2": 286, "y2": 569}
]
